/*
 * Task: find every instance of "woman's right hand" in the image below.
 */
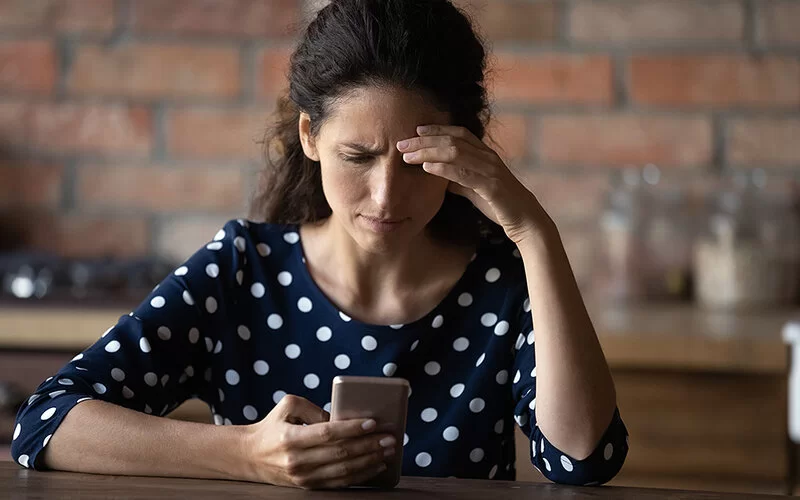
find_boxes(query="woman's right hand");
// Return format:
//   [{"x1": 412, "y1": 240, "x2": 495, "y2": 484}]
[{"x1": 241, "y1": 394, "x2": 397, "y2": 489}]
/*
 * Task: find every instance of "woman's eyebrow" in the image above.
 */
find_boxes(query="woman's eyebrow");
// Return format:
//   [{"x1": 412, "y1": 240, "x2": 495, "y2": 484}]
[{"x1": 340, "y1": 142, "x2": 384, "y2": 155}]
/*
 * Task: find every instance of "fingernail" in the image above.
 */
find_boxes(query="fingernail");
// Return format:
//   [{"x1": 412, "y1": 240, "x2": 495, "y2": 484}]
[
  {"x1": 379, "y1": 436, "x2": 396, "y2": 448},
  {"x1": 396, "y1": 140, "x2": 409, "y2": 151},
  {"x1": 378, "y1": 463, "x2": 388, "y2": 472},
  {"x1": 417, "y1": 125, "x2": 431, "y2": 134},
  {"x1": 362, "y1": 419, "x2": 377, "y2": 430},
  {"x1": 403, "y1": 152, "x2": 416, "y2": 162},
  {"x1": 383, "y1": 447, "x2": 396, "y2": 457}
]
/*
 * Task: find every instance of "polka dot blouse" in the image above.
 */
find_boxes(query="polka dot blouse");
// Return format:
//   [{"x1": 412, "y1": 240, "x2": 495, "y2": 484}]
[{"x1": 11, "y1": 219, "x2": 629, "y2": 485}]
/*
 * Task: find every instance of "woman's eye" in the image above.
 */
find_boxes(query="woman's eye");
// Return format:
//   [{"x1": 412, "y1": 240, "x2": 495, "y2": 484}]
[{"x1": 341, "y1": 155, "x2": 372, "y2": 164}]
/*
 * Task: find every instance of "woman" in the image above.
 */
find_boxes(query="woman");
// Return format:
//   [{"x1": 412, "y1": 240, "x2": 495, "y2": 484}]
[{"x1": 11, "y1": 0, "x2": 627, "y2": 489}]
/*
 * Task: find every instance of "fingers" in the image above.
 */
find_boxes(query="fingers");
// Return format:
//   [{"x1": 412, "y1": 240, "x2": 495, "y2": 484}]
[
  {"x1": 277, "y1": 395, "x2": 329, "y2": 425},
  {"x1": 295, "y1": 434, "x2": 396, "y2": 468},
  {"x1": 286, "y1": 417, "x2": 380, "y2": 449},
  {"x1": 416, "y1": 124, "x2": 485, "y2": 148},
  {"x1": 292, "y1": 448, "x2": 390, "y2": 489}
]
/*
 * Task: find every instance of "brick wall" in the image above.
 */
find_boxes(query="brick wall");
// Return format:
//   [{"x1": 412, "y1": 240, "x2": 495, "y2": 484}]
[{"x1": 0, "y1": 0, "x2": 798, "y2": 283}]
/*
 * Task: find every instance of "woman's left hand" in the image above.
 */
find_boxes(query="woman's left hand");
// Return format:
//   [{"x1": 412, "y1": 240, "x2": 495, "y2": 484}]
[{"x1": 397, "y1": 125, "x2": 552, "y2": 244}]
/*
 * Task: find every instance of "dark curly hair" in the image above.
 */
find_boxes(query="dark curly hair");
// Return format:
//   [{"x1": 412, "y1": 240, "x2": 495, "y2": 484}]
[{"x1": 249, "y1": 0, "x2": 500, "y2": 245}]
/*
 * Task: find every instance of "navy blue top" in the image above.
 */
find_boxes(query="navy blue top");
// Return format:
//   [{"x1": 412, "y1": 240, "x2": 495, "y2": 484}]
[{"x1": 11, "y1": 219, "x2": 628, "y2": 485}]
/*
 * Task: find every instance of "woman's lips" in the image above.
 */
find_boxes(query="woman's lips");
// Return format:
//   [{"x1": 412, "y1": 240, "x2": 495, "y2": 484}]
[{"x1": 360, "y1": 215, "x2": 406, "y2": 233}]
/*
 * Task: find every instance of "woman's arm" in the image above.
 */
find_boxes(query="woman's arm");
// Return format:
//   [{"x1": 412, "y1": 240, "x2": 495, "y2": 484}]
[{"x1": 516, "y1": 219, "x2": 617, "y2": 460}]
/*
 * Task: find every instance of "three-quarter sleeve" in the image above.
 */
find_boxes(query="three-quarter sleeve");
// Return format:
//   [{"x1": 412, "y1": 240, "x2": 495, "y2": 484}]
[
  {"x1": 509, "y1": 294, "x2": 629, "y2": 485},
  {"x1": 10, "y1": 220, "x2": 246, "y2": 470}
]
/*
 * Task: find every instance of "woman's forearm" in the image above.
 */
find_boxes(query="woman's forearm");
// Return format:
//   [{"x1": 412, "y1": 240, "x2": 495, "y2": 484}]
[
  {"x1": 42, "y1": 400, "x2": 254, "y2": 482},
  {"x1": 517, "y1": 221, "x2": 617, "y2": 460}
]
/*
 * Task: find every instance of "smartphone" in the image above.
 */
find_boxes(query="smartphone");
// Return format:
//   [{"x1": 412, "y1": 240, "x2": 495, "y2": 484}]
[{"x1": 330, "y1": 375, "x2": 410, "y2": 488}]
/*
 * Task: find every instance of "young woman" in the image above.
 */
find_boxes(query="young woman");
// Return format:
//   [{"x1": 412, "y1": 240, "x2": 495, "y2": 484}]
[{"x1": 11, "y1": 0, "x2": 627, "y2": 489}]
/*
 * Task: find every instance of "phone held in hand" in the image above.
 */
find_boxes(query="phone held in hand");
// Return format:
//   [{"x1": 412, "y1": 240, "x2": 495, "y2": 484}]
[{"x1": 330, "y1": 375, "x2": 410, "y2": 488}]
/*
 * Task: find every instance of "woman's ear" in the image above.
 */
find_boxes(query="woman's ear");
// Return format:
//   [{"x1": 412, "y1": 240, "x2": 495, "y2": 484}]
[{"x1": 298, "y1": 112, "x2": 320, "y2": 162}]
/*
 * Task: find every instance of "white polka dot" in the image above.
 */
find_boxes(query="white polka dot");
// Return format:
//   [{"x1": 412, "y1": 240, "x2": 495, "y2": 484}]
[
  {"x1": 234, "y1": 236, "x2": 246, "y2": 253},
  {"x1": 489, "y1": 464, "x2": 498, "y2": 479},
  {"x1": 13, "y1": 424, "x2": 21, "y2": 441},
  {"x1": 278, "y1": 271, "x2": 292, "y2": 286},
  {"x1": 157, "y1": 326, "x2": 171, "y2": 341},
  {"x1": 41, "y1": 407, "x2": 57, "y2": 420},
  {"x1": 43, "y1": 434, "x2": 52, "y2": 447},
  {"x1": 189, "y1": 328, "x2": 200, "y2": 344},
  {"x1": 238, "y1": 325, "x2": 251, "y2": 340},
  {"x1": 18, "y1": 454, "x2": 29, "y2": 468},
  {"x1": 560, "y1": 455, "x2": 574, "y2": 472},
  {"x1": 604, "y1": 443, "x2": 614, "y2": 460},
  {"x1": 361, "y1": 335, "x2": 377, "y2": 351},
  {"x1": 273, "y1": 390, "x2": 286, "y2": 404},
  {"x1": 404, "y1": 433, "x2": 409, "y2": 446},
  {"x1": 410, "y1": 340, "x2": 419, "y2": 351},
  {"x1": 304, "y1": 373, "x2": 320, "y2": 389},
  {"x1": 297, "y1": 297, "x2": 313, "y2": 313},
  {"x1": 218, "y1": 389, "x2": 225, "y2": 402},
  {"x1": 214, "y1": 414, "x2": 223, "y2": 425},
  {"x1": 515, "y1": 333, "x2": 526, "y2": 350},
  {"x1": 111, "y1": 368, "x2": 125, "y2": 382},
  {"x1": 529, "y1": 398, "x2": 536, "y2": 411},
  {"x1": 213, "y1": 340, "x2": 223, "y2": 354},
  {"x1": 494, "y1": 321, "x2": 509, "y2": 336},
  {"x1": 206, "y1": 241, "x2": 223, "y2": 251},
  {"x1": 101, "y1": 326, "x2": 113, "y2": 338},
  {"x1": 142, "y1": 372, "x2": 157, "y2": 387},
  {"x1": 513, "y1": 370, "x2": 521, "y2": 384},
  {"x1": 541, "y1": 440, "x2": 545, "y2": 453},
  {"x1": 470, "y1": 448, "x2": 484, "y2": 462},
  {"x1": 267, "y1": 313, "x2": 283, "y2": 329},
  {"x1": 532, "y1": 440, "x2": 537, "y2": 457},
  {"x1": 432, "y1": 315, "x2": 444, "y2": 328},
  {"x1": 122, "y1": 386, "x2": 134, "y2": 399},
  {"x1": 283, "y1": 232, "x2": 299, "y2": 244},
  {"x1": 339, "y1": 311, "x2": 351, "y2": 322},
  {"x1": 416, "y1": 452, "x2": 432, "y2": 467},
  {"x1": 543, "y1": 458, "x2": 551, "y2": 472},
  {"x1": 495, "y1": 419, "x2": 504, "y2": 434},
  {"x1": 334, "y1": 354, "x2": 351, "y2": 370},
  {"x1": 179, "y1": 289, "x2": 194, "y2": 306},
  {"x1": 28, "y1": 394, "x2": 40, "y2": 405},
  {"x1": 71, "y1": 353, "x2": 83, "y2": 362},
  {"x1": 458, "y1": 293, "x2": 473, "y2": 307},
  {"x1": 424, "y1": 361, "x2": 441, "y2": 375},
  {"x1": 214, "y1": 229, "x2": 226, "y2": 241},
  {"x1": 323, "y1": 402, "x2": 332, "y2": 412},
  {"x1": 243, "y1": 405, "x2": 258, "y2": 421},
  {"x1": 450, "y1": 383, "x2": 465, "y2": 398},
  {"x1": 475, "y1": 353, "x2": 485, "y2": 367},
  {"x1": 205, "y1": 337, "x2": 213, "y2": 352},
  {"x1": 515, "y1": 413, "x2": 529, "y2": 427},
  {"x1": 104, "y1": 340, "x2": 121, "y2": 353},
  {"x1": 93, "y1": 383, "x2": 107, "y2": 394},
  {"x1": 420, "y1": 408, "x2": 438, "y2": 422},
  {"x1": 485, "y1": 268, "x2": 501, "y2": 283},
  {"x1": 254, "y1": 360, "x2": 269, "y2": 375},
  {"x1": 452, "y1": 337, "x2": 469, "y2": 352},
  {"x1": 174, "y1": 266, "x2": 189, "y2": 276},
  {"x1": 251, "y1": 282, "x2": 265, "y2": 298},
  {"x1": 205, "y1": 263, "x2": 220, "y2": 278},
  {"x1": 389, "y1": 324, "x2": 404, "y2": 330},
  {"x1": 161, "y1": 375, "x2": 169, "y2": 386},
  {"x1": 480, "y1": 313, "x2": 498, "y2": 327},
  {"x1": 285, "y1": 344, "x2": 301, "y2": 359},
  {"x1": 523, "y1": 297, "x2": 531, "y2": 312},
  {"x1": 443, "y1": 426, "x2": 459, "y2": 441},
  {"x1": 236, "y1": 270, "x2": 243, "y2": 285},
  {"x1": 531, "y1": 367, "x2": 537, "y2": 378},
  {"x1": 49, "y1": 390, "x2": 66, "y2": 398},
  {"x1": 496, "y1": 370, "x2": 509, "y2": 384},
  {"x1": 226, "y1": 370, "x2": 240, "y2": 385},
  {"x1": 57, "y1": 378, "x2": 74, "y2": 386},
  {"x1": 513, "y1": 248, "x2": 521, "y2": 258},
  {"x1": 469, "y1": 398, "x2": 485, "y2": 413},
  {"x1": 527, "y1": 330, "x2": 535, "y2": 345},
  {"x1": 206, "y1": 297, "x2": 218, "y2": 313},
  {"x1": 257, "y1": 243, "x2": 271, "y2": 256},
  {"x1": 382, "y1": 362, "x2": 397, "y2": 376},
  {"x1": 316, "y1": 326, "x2": 332, "y2": 341}
]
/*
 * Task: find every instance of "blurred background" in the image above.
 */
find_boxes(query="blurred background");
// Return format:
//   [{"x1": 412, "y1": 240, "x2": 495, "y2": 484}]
[{"x1": 0, "y1": 0, "x2": 799, "y2": 496}]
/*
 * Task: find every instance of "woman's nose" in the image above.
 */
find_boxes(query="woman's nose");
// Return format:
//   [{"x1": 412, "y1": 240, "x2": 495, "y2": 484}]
[{"x1": 370, "y1": 157, "x2": 409, "y2": 209}]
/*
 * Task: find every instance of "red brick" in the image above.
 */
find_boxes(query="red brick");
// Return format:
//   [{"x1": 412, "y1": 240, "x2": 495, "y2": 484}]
[
  {"x1": 0, "y1": 163, "x2": 63, "y2": 207},
  {"x1": 166, "y1": 107, "x2": 270, "y2": 160},
  {"x1": 512, "y1": 168, "x2": 609, "y2": 222},
  {"x1": 757, "y1": 2, "x2": 800, "y2": 45},
  {"x1": 559, "y1": 222, "x2": 597, "y2": 291},
  {"x1": 491, "y1": 53, "x2": 613, "y2": 105},
  {"x1": 77, "y1": 165, "x2": 246, "y2": 212},
  {"x1": 629, "y1": 55, "x2": 800, "y2": 107},
  {"x1": 258, "y1": 47, "x2": 293, "y2": 98},
  {"x1": 155, "y1": 215, "x2": 240, "y2": 262},
  {"x1": 132, "y1": 0, "x2": 300, "y2": 38},
  {"x1": 485, "y1": 113, "x2": 530, "y2": 163},
  {"x1": 0, "y1": 0, "x2": 114, "y2": 34},
  {"x1": 454, "y1": 0, "x2": 557, "y2": 42},
  {"x1": 0, "y1": 100, "x2": 152, "y2": 156},
  {"x1": 0, "y1": 40, "x2": 56, "y2": 93},
  {"x1": 728, "y1": 118, "x2": 800, "y2": 167},
  {"x1": 68, "y1": 43, "x2": 240, "y2": 99},
  {"x1": 538, "y1": 114, "x2": 712, "y2": 168},
  {"x1": 570, "y1": 0, "x2": 743, "y2": 42}
]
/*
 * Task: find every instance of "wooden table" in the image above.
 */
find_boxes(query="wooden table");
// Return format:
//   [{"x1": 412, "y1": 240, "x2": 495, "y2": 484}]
[{"x1": 0, "y1": 462, "x2": 788, "y2": 499}]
